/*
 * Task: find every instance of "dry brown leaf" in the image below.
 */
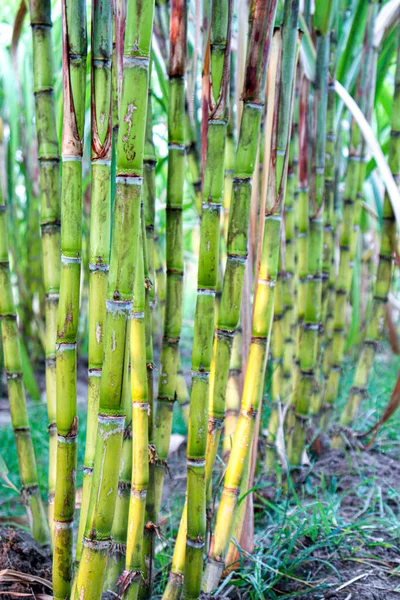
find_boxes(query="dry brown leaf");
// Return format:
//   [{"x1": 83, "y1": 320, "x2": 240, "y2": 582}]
[{"x1": 0, "y1": 569, "x2": 52, "y2": 591}]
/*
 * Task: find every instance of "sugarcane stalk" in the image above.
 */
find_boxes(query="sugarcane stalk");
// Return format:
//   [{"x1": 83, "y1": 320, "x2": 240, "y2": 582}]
[
  {"x1": 288, "y1": 77, "x2": 310, "y2": 434},
  {"x1": 281, "y1": 111, "x2": 299, "y2": 417},
  {"x1": 339, "y1": 21, "x2": 400, "y2": 428},
  {"x1": 185, "y1": 106, "x2": 202, "y2": 215},
  {"x1": 183, "y1": 1, "x2": 233, "y2": 596},
  {"x1": 287, "y1": 1, "x2": 334, "y2": 467},
  {"x1": 0, "y1": 119, "x2": 49, "y2": 546},
  {"x1": 222, "y1": 329, "x2": 242, "y2": 459},
  {"x1": 322, "y1": 0, "x2": 379, "y2": 425},
  {"x1": 53, "y1": 1, "x2": 87, "y2": 597},
  {"x1": 315, "y1": 26, "x2": 338, "y2": 420},
  {"x1": 76, "y1": 0, "x2": 112, "y2": 566},
  {"x1": 162, "y1": 502, "x2": 188, "y2": 600},
  {"x1": 152, "y1": 0, "x2": 187, "y2": 527},
  {"x1": 154, "y1": 238, "x2": 166, "y2": 352},
  {"x1": 137, "y1": 91, "x2": 159, "y2": 600},
  {"x1": 120, "y1": 224, "x2": 148, "y2": 600},
  {"x1": 264, "y1": 255, "x2": 284, "y2": 471},
  {"x1": 176, "y1": 355, "x2": 190, "y2": 425},
  {"x1": 143, "y1": 90, "x2": 156, "y2": 441},
  {"x1": 205, "y1": 0, "x2": 278, "y2": 520},
  {"x1": 28, "y1": 0, "x2": 60, "y2": 538},
  {"x1": 103, "y1": 340, "x2": 132, "y2": 591},
  {"x1": 73, "y1": 1, "x2": 154, "y2": 598},
  {"x1": 203, "y1": 0, "x2": 299, "y2": 590}
]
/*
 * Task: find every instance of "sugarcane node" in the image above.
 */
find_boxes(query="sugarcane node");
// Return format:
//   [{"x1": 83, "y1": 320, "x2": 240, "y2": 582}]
[
  {"x1": 157, "y1": 395, "x2": 176, "y2": 405},
  {"x1": 123, "y1": 422, "x2": 132, "y2": 440},
  {"x1": 5, "y1": 371, "x2": 23, "y2": 380},
  {"x1": 250, "y1": 336, "x2": 267, "y2": 346},
  {"x1": 294, "y1": 411, "x2": 310, "y2": 424},
  {"x1": 0, "y1": 313, "x2": 17, "y2": 321},
  {"x1": 20, "y1": 484, "x2": 40, "y2": 503},
  {"x1": 117, "y1": 480, "x2": 131, "y2": 495},
  {"x1": 156, "y1": 458, "x2": 171, "y2": 478},
  {"x1": 208, "y1": 417, "x2": 224, "y2": 433},
  {"x1": 377, "y1": 252, "x2": 393, "y2": 263},
  {"x1": 40, "y1": 220, "x2": 61, "y2": 233},
  {"x1": 165, "y1": 267, "x2": 184, "y2": 276},
  {"x1": 229, "y1": 368, "x2": 241, "y2": 377},
  {"x1": 186, "y1": 535, "x2": 205, "y2": 549},
  {"x1": 364, "y1": 339, "x2": 379, "y2": 349},
  {"x1": 48, "y1": 422, "x2": 57, "y2": 434},
  {"x1": 216, "y1": 328, "x2": 235, "y2": 340},
  {"x1": 349, "y1": 385, "x2": 369, "y2": 399},
  {"x1": 240, "y1": 405, "x2": 258, "y2": 418}
]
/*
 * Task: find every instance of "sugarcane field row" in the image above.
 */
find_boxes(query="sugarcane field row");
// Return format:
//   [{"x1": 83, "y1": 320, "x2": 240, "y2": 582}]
[{"x1": 0, "y1": 0, "x2": 400, "y2": 599}]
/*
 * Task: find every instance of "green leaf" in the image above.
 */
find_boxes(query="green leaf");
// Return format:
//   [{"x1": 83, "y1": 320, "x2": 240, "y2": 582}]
[
  {"x1": 19, "y1": 339, "x2": 41, "y2": 402},
  {"x1": 0, "y1": 454, "x2": 20, "y2": 494}
]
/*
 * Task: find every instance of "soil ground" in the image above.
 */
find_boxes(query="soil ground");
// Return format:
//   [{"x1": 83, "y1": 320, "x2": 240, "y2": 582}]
[{"x1": 2, "y1": 447, "x2": 398, "y2": 599}]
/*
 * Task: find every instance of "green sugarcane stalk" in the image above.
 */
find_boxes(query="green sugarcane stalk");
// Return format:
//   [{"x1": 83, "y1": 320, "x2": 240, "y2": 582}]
[
  {"x1": 287, "y1": 1, "x2": 334, "y2": 467},
  {"x1": 205, "y1": 0, "x2": 278, "y2": 514},
  {"x1": 76, "y1": 0, "x2": 112, "y2": 567},
  {"x1": 204, "y1": 0, "x2": 300, "y2": 589},
  {"x1": 143, "y1": 90, "x2": 156, "y2": 442},
  {"x1": 0, "y1": 120, "x2": 49, "y2": 546},
  {"x1": 103, "y1": 341, "x2": 132, "y2": 592},
  {"x1": 265, "y1": 255, "x2": 284, "y2": 471},
  {"x1": 317, "y1": 27, "x2": 338, "y2": 418},
  {"x1": 152, "y1": 0, "x2": 187, "y2": 527},
  {"x1": 183, "y1": 0, "x2": 233, "y2": 594},
  {"x1": 223, "y1": 329, "x2": 242, "y2": 459},
  {"x1": 175, "y1": 355, "x2": 190, "y2": 425},
  {"x1": 339, "y1": 22, "x2": 400, "y2": 428},
  {"x1": 322, "y1": 0, "x2": 379, "y2": 425},
  {"x1": 120, "y1": 224, "x2": 148, "y2": 600},
  {"x1": 281, "y1": 112, "x2": 299, "y2": 417},
  {"x1": 53, "y1": 0, "x2": 87, "y2": 597},
  {"x1": 73, "y1": 1, "x2": 154, "y2": 598},
  {"x1": 138, "y1": 91, "x2": 158, "y2": 600},
  {"x1": 185, "y1": 106, "x2": 202, "y2": 215},
  {"x1": 154, "y1": 237, "x2": 165, "y2": 351},
  {"x1": 289, "y1": 76, "x2": 310, "y2": 435},
  {"x1": 28, "y1": 0, "x2": 60, "y2": 538},
  {"x1": 162, "y1": 502, "x2": 188, "y2": 600},
  {"x1": 310, "y1": 19, "x2": 338, "y2": 421}
]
